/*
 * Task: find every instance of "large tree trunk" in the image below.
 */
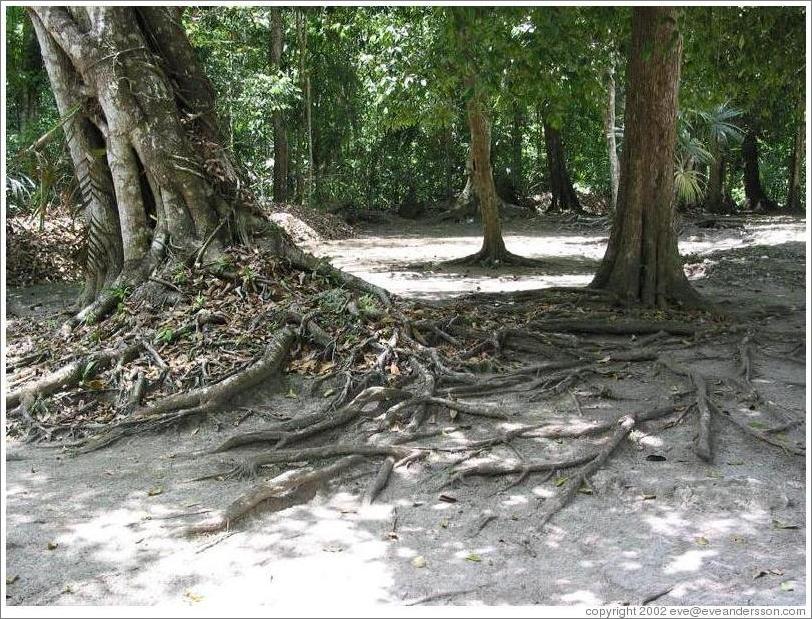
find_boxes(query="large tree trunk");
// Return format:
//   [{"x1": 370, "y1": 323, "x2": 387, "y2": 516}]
[
  {"x1": 604, "y1": 64, "x2": 620, "y2": 212},
  {"x1": 269, "y1": 7, "x2": 289, "y2": 203},
  {"x1": 28, "y1": 6, "x2": 266, "y2": 325},
  {"x1": 543, "y1": 119, "x2": 582, "y2": 213},
  {"x1": 590, "y1": 7, "x2": 698, "y2": 307},
  {"x1": 742, "y1": 130, "x2": 778, "y2": 212},
  {"x1": 787, "y1": 101, "x2": 805, "y2": 212}
]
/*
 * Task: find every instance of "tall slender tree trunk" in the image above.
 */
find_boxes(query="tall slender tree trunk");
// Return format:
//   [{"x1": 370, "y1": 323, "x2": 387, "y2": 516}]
[
  {"x1": 535, "y1": 104, "x2": 544, "y2": 187},
  {"x1": 604, "y1": 64, "x2": 620, "y2": 211},
  {"x1": 443, "y1": 124, "x2": 454, "y2": 202},
  {"x1": 510, "y1": 103, "x2": 524, "y2": 202},
  {"x1": 27, "y1": 6, "x2": 268, "y2": 325},
  {"x1": 543, "y1": 119, "x2": 582, "y2": 213},
  {"x1": 444, "y1": 88, "x2": 535, "y2": 266},
  {"x1": 705, "y1": 140, "x2": 727, "y2": 213},
  {"x1": 787, "y1": 99, "x2": 805, "y2": 212},
  {"x1": 297, "y1": 10, "x2": 313, "y2": 206},
  {"x1": 269, "y1": 7, "x2": 289, "y2": 203},
  {"x1": 742, "y1": 130, "x2": 778, "y2": 211},
  {"x1": 590, "y1": 7, "x2": 698, "y2": 307},
  {"x1": 467, "y1": 91, "x2": 506, "y2": 260},
  {"x1": 19, "y1": 16, "x2": 42, "y2": 132}
]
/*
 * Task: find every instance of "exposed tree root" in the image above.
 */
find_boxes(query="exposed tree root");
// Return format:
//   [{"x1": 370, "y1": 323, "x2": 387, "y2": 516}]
[
  {"x1": 7, "y1": 342, "x2": 143, "y2": 411},
  {"x1": 709, "y1": 400, "x2": 805, "y2": 456},
  {"x1": 211, "y1": 387, "x2": 407, "y2": 452},
  {"x1": 527, "y1": 318, "x2": 696, "y2": 337},
  {"x1": 659, "y1": 357, "x2": 805, "y2": 458},
  {"x1": 452, "y1": 405, "x2": 678, "y2": 482},
  {"x1": 69, "y1": 328, "x2": 295, "y2": 453},
  {"x1": 538, "y1": 415, "x2": 636, "y2": 528},
  {"x1": 186, "y1": 455, "x2": 363, "y2": 535},
  {"x1": 364, "y1": 456, "x2": 396, "y2": 504},
  {"x1": 7, "y1": 244, "x2": 804, "y2": 537},
  {"x1": 442, "y1": 248, "x2": 545, "y2": 268}
]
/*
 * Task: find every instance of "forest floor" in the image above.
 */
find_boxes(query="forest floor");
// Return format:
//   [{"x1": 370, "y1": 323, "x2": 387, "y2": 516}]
[{"x1": 4, "y1": 213, "x2": 808, "y2": 607}]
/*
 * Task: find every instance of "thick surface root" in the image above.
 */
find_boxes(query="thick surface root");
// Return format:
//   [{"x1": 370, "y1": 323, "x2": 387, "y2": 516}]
[
  {"x1": 442, "y1": 248, "x2": 545, "y2": 268},
  {"x1": 186, "y1": 455, "x2": 363, "y2": 535}
]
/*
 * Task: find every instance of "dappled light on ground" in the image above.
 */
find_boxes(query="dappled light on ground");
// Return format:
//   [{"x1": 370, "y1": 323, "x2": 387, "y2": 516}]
[
  {"x1": 6, "y1": 215, "x2": 806, "y2": 606},
  {"x1": 304, "y1": 217, "x2": 807, "y2": 300}
]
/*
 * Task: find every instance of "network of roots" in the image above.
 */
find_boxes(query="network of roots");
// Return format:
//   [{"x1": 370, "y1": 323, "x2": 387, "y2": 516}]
[{"x1": 6, "y1": 244, "x2": 805, "y2": 534}]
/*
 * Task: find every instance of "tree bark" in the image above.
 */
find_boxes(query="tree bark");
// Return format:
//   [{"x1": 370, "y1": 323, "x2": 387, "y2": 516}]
[
  {"x1": 742, "y1": 130, "x2": 778, "y2": 212},
  {"x1": 297, "y1": 10, "x2": 314, "y2": 206},
  {"x1": 28, "y1": 6, "x2": 266, "y2": 323},
  {"x1": 705, "y1": 140, "x2": 726, "y2": 213},
  {"x1": 454, "y1": 152, "x2": 478, "y2": 216},
  {"x1": 510, "y1": 103, "x2": 524, "y2": 202},
  {"x1": 29, "y1": 11, "x2": 122, "y2": 306},
  {"x1": 467, "y1": 91, "x2": 507, "y2": 260},
  {"x1": 19, "y1": 15, "x2": 42, "y2": 132},
  {"x1": 269, "y1": 7, "x2": 289, "y2": 203},
  {"x1": 590, "y1": 7, "x2": 699, "y2": 307},
  {"x1": 787, "y1": 99, "x2": 805, "y2": 212},
  {"x1": 604, "y1": 64, "x2": 620, "y2": 211},
  {"x1": 543, "y1": 119, "x2": 582, "y2": 213}
]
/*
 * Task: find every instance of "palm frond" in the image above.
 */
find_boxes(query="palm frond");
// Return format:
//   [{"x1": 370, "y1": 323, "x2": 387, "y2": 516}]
[{"x1": 674, "y1": 165, "x2": 707, "y2": 205}]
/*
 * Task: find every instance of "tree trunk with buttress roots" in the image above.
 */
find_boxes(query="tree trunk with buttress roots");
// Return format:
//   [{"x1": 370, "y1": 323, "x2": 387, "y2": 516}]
[
  {"x1": 468, "y1": 92, "x2": 507, "y2": 260},
  {"x1": 590, "y1": 7, "x2": 700, "y2": 307},
  {"x1": 444, "y1": 89, "x2": 539, "y2": 266},
  {"x1": 27, "y1": 6, "x2": 285, "y2": 327}
]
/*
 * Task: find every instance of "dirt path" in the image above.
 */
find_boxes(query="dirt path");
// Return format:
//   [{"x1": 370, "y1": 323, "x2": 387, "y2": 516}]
[{"x1": 4, "y1": 215, "x2": 807, "y2": 607}]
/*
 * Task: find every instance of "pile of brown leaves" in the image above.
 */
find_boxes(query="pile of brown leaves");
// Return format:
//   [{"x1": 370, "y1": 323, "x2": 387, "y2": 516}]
[
  {"x1": 6, "y1": 213, "x2": 85, "y2": 287},
  {"x1": 262, "y1": 201, "x2": 356, "y2": 242},
  {"x1": 6, "y1": 246, "x2": 394, "y2": 436}
]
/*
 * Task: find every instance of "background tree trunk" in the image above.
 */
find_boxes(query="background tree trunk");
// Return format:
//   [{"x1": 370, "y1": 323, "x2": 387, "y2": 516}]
[
  {"x1": 28, "y1": 6, "x2": 265, "y2": 324},
  {"x1": 297, "y1": 10, "x2": 314, "y2": 206},
  {"x1": 590, "y1": 7, "x2": 698, "y2": 307},
  {"x1": 604, "y1": 64, "x2": 620, "y2": 212},
  {"x1": 742, "y1": 130, "x2": 777, "y2": 211},
  {"x1": 787, "y1": 100, "x2": 804, "y2": 212},
  {"x1": 543, "y1": 119, "x2": 582, "y2": 213},
  {"x1": 270, "y1": 7, "x2": 289, "y2": 203},
  {"x1": 510, "y1": 103, "x2": 524, "y2": 203},
  {"x1": 19, "y1": 17, "x2": 42, "y2": 132},
  {"x1": 705, "y1": 140, "x2": 726, "y2": 213}
]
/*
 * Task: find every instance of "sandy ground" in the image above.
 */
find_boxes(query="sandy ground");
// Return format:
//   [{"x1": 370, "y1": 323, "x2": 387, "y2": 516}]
[{"x1": 4, "y1": 214, "x2": 808, "y2": 608}]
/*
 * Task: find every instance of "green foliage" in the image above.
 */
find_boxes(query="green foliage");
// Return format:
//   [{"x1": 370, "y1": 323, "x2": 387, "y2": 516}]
[
  {"x1": 106, "y1": 284, "x2": 132, "y2": 303},
  {"x1": 6, "y1": 5, "x2": 805, "y2": 220},
  {"x1": 156, "y1": 328, "x2": 175, "y2": 344}
]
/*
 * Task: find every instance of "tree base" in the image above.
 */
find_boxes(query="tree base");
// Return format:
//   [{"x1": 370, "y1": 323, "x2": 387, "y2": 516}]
[{"x1": 442, "y1": 248, "x2": 545, "y2": 268}]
